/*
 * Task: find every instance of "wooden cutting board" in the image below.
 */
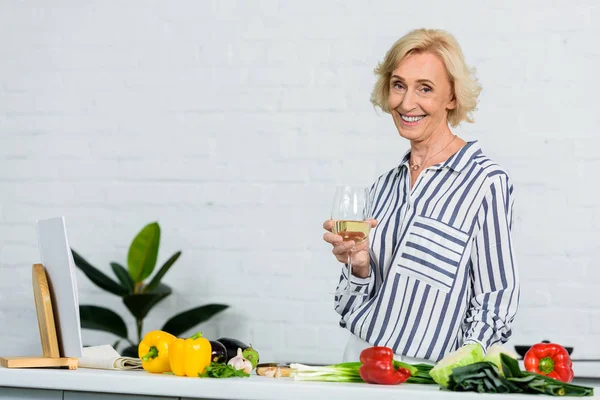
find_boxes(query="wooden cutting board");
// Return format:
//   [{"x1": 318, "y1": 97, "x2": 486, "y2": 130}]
[
  {"x1": 0, "y1": 264, "x2": 77, "y2": 369},
  {"x1": 256, "y1": 363, "x2": 292, "y2": 377}
]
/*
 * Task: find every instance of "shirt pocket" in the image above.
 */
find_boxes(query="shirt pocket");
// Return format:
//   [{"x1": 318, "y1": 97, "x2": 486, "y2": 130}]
[{"x1": 396, "y1": 215, "x2": 469, "y2": 293}]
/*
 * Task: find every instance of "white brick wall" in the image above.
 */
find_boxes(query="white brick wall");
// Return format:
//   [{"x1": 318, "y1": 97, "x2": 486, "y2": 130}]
[{"x1": 0, "y1": 1, "x2": 599, "y2": 363}]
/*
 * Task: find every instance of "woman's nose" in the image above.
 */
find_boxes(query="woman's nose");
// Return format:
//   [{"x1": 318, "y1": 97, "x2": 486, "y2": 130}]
[{"x1": 400, "y1": 90, "x2": 417, "y2": 110}]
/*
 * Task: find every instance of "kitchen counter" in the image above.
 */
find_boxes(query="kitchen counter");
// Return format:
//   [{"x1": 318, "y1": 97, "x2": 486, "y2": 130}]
[{"x1": 1, "y1": 366, "x2": 600, "y2": 400}]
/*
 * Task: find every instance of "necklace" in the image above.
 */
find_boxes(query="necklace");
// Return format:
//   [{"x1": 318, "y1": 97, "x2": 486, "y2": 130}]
[{"x1": 409, "y1": 134, "x2": 457, "y2": 171}]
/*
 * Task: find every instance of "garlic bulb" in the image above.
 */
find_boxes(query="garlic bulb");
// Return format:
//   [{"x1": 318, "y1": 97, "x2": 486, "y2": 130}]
[{"x1": 227, "y1": 348, "x2": 253, "y2": 374}]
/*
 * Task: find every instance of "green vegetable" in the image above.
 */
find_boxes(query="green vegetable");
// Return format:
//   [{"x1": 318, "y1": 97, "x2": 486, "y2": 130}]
[
  {"x1": 290, "y1": 362, "x2": 363, "y2": 382},
  {"x1": 447, "y1": 361, "x2": 522, "y2": 393},
  {"x1": 242, "y1": 345, "x2": 260, "y2": 370},
  {"x1": 429, "y1": 343, "x2": 484, "y2": 387},
  {"x1": 198, "y1": 362, "x2": 250, "y2": 378},
  {"x1": 447, "y1": 354, "x2": 594, "y2": 397},
  {"x1": 405, "y1": 363, "x2": 436, "y2": 384},
  {"x1": 483, "y1": 344, "x2": 518, "y2": 375},
  {"x1": 289, "y1": 361, "x2": 435, "y2": 384}
]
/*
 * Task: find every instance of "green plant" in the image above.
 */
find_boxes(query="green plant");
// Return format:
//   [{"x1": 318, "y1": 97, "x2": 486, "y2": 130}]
[{"x1": 72, "y1": 222, "x2": 228, "y2": 357}]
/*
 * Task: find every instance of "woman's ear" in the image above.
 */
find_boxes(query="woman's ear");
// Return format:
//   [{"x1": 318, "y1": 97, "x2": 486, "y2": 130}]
[{"x1": 447, "y1": 94, "x2": 457, "y2": 111}]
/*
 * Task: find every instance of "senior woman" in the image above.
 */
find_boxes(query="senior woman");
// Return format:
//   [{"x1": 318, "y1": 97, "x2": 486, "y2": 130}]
[{"x1": 323, "y1": 28, "x2": 519, "y2": 364}]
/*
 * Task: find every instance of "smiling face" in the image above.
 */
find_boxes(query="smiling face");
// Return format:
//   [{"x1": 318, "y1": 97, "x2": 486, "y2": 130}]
[{"x1": 389, "y1": 51, "x2": 456, "y2": 142}]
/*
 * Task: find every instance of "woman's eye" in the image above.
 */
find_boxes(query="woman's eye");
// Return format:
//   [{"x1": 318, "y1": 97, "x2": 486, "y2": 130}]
[
  {"x1": 392, "y1": 82, "x2": 404, "y2": 89},
  {"x1": 421, "y1": 86, "x2": 432, "y2": 93}
]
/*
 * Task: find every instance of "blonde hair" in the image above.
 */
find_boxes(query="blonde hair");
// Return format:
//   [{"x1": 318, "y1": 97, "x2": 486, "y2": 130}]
[{"x1": 370, "y1": 29, "x2": 482, "y2": 127}]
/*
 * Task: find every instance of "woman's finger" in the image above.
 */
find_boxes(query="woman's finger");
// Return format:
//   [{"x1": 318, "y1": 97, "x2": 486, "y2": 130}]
[
  {"x1": 332, "y1": 241, "x2": 354, "y2": 255},
  {"x1": 323, "y1": 231, "x2": 343, "y2": 244},
  {"x1": 322, "y1": 219, "x2": 334, "y2": 231},
  {"x1": 353, "y1": 241, "x2": 370, "y2": 253},
  {"x1": 366, "y1": 218, "x2": 378, "y2": 228}
]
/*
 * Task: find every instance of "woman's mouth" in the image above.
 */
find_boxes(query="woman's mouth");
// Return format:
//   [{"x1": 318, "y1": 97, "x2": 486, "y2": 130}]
[{"x1": 399, "y1": 113, "x2": 426, "y2": 126}]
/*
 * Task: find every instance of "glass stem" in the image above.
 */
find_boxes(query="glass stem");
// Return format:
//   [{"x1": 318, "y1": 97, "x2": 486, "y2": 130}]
[{"x1": 346, "y1": 248, "x2": 354, "y2": 294}]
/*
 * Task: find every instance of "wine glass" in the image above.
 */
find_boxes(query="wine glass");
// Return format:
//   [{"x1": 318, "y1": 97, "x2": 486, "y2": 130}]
[{"x1": 331, "y1": 185, "x2": 371, "y2": 296}]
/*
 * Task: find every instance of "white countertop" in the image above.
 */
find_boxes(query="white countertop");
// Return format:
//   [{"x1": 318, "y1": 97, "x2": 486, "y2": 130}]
[{"x1": 1, "y1": 366, "x2": 600, "y2": 400}]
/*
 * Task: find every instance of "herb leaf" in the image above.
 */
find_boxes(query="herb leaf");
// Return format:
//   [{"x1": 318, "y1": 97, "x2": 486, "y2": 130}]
[{"x1": 199, "y1": 362, "x2": 250, "y2": 378}]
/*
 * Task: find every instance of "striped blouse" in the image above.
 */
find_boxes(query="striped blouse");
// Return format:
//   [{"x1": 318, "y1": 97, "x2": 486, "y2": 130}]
[{"x1": 334, "y1": 141, "x2": 520, "y2": 362}]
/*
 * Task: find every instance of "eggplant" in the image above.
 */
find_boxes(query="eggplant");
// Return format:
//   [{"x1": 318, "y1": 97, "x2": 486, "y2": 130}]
[
  {"x1": 209, "y1": 340, "x2": 227, "y2": 364},
  {"x1": 216, "y1": 337, "x2": 250, "y2": 362}
]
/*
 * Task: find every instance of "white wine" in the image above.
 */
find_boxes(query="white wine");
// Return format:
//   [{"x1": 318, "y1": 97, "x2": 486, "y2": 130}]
[{"x1": 332, "y1": 220, "x2": 371, "y2": 244}]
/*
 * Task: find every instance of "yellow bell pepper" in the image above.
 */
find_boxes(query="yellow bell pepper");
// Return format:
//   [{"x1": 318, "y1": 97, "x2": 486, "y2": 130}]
[
  {"x1": 138, "y1": 330, "x2": 176, "y2": 373},
  {"x1": 169, "y1": 331, "x2": 212, "y2": 377}
]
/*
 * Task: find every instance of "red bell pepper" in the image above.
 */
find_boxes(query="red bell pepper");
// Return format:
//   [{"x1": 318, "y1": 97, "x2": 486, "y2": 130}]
[
  {"x1": 359, "y1": 346, "x2": 411, "y2": 385},
  {"x1": 523, "y1": 342, "x2": 574, "y2": 383}
]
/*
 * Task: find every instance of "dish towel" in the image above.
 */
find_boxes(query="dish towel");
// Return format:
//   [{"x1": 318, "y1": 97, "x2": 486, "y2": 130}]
[{"x1": 79, "y1": 345, "x2": 143, "y2": 370}]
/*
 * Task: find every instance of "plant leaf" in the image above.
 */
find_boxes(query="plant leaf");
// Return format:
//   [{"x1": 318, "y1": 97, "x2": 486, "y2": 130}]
[
  {"x1": 79, "y1": 305, "x2": 128, "y2": 338},
  {"x1": 71, "y1": 249, "x2": 128, "y2": 296},
  {"x1": 162, "y1": 304, "x2": 229, "y2": 337},
  {"x1": 111, "y1": 262, "x2": 134, "y2": 293},
  {"x1": 145, "y1": 251, "x2": 181, "y2": 292},
  {"x1": 500, "y1": 353, "x2": 524, "y2": 378},
  {"x1": 127, "y1": 222, "x2": 161, "y2": 283},
  {"x1": 122, "y1": 283, "x2": 171, "y2": 320}
]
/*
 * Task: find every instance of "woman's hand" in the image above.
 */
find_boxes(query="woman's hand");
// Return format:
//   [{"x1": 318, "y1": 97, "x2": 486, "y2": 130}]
[{"x1": 322, "y1": 219, "x2": 378, "y2": 278}]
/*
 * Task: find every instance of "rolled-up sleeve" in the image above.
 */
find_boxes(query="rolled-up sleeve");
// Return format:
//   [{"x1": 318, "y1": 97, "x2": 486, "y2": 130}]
[
  {"x1": 334, "y1": 253, "x2": 376, "y2": 325},
  {"x1": 463, "y1": 173, "x2": 520, "y2": 352}
]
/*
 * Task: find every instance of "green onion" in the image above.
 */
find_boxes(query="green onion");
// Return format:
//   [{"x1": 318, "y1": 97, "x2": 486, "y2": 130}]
[
  {"x1": 290, "y1": 362, "x2": 363, "y2": 382},
  {"x1": 289, "y1": 361, "x2": 435, "y2": 384}
]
